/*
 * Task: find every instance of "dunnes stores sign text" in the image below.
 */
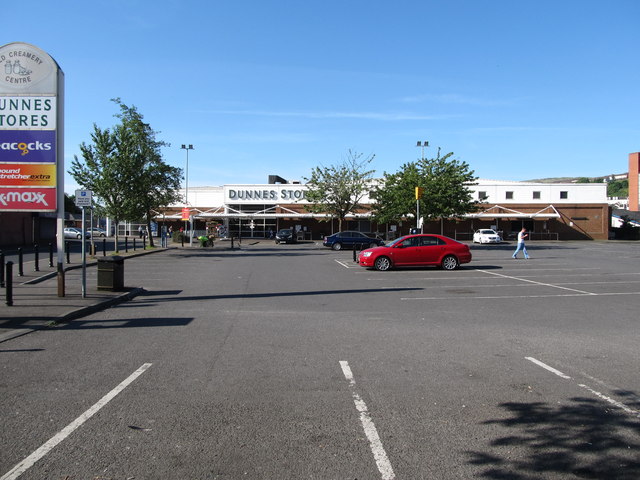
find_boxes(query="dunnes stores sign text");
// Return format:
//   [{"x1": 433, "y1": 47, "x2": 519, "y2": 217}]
[
  {"x1": 0, "y1": 96, "x2": 56, "y2": 129},
  {"x1": 227, "y1": 187, "x2": 308, "y2": 202}
]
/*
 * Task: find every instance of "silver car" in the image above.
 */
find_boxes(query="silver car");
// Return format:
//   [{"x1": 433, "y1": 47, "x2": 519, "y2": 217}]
[{"x1": 63, "y1": 227, "x2": 90, "y2": 239}]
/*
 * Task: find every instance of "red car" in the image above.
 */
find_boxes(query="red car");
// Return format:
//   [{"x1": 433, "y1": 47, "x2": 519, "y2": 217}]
[{"x1": 358, "y1": 234, "x2": 472, "y2": 271}]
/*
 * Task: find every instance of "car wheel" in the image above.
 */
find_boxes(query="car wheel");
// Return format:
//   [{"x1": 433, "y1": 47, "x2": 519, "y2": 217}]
[
  {"x1": 332, "y1": 242, "x2": 342, "y2": 251},
  {"x1": 374, "y1": 256, "x2": 392, "y2": 271},
  {"x1": 441, "y1": 255, "x2": 459, "y2": 270},
  {"x1": 76, "y1": 234, "x2": 81, "y2": 239}
]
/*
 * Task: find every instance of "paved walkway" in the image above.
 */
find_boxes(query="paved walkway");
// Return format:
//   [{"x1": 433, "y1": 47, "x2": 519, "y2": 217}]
[{"x1": 0, "y1": 238, "x2": 248, "y2": 343}]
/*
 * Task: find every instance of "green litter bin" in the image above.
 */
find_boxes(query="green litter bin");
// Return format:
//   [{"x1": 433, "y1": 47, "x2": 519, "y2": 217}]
[{"x1": 97, "y1": 256, "x2": 124, "y2": 291}]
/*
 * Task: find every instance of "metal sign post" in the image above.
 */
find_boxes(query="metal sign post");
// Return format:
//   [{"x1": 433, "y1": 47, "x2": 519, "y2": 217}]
[{"x1": 75, "y1": 190, "x2": 92, "y2": 298}]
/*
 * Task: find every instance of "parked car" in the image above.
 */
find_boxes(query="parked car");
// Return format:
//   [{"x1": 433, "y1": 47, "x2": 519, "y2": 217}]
[
  {"x1": 323, "y1": 231, "x2": 385, "y2": 251},
  {"x1": 63, "y1": 227, "x2": 90, "y2": 239},
  {"x1": 473, "y1": 229, "x2": 502, "y2": 244},
  {"x1": 358, "y1": 234, "x2": 472, "y2": 271},
  {"x1": 275, "y1": 228, "x2": 296, "y2": 244},
  {"x1": 89, "y1": 227, "x2": 107, "y2": 237}
]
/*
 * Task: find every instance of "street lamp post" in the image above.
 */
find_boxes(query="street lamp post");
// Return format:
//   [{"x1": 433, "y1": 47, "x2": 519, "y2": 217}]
[
  {"x1": 416, "y1": 140, "x2": 428, "y2": 161},
  {"x1": 416, "y1": 141, "x2": 428, "y2": 233},
  {"x1": 181, "y1": 144, "x2": 194, "y2": 246}
]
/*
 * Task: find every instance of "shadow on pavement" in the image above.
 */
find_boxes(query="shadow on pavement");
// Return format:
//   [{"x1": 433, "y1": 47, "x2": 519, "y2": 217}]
[{"x1": 466, "y1": 396, "x2": 640, "y2": 479}]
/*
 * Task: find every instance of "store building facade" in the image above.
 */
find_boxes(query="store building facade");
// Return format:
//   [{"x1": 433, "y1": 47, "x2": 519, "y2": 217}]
[{"x1": 155, "y1": 178, "x2": 611, "y2": 241}]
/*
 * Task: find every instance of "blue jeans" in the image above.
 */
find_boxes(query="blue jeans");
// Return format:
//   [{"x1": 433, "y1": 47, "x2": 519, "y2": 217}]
[{"x1": 512, "y1": 242, "x2": 529, "y2": 258}]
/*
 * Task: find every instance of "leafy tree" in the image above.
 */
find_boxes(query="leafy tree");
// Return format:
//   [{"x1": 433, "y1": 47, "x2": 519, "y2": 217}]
[
  {"x1": 69, "y1": 99, "x2": 182, "y2": 250},
  {"x1": 304, "y1": 150, "x2": 375, "y2": 231},
  {"x1": 112, "y1": 101, "x2": 182, "y2": 247},
  {"x1": 576, "y1": 177, "x2": 591, "y2": 183},
  {"x1": 372, "y1": 148, "x2": 478, "y2": 227},
  {"x1": 607, "y1": 179, "x2": 628, "y2": 198},
  {"x1": 64, "y1": 193, "x2": 81, "y2": 214}
]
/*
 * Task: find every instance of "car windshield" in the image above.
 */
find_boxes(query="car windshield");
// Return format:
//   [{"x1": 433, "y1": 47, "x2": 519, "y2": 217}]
[
  {"x1": 388, "y1": 236, "x2": 409, "y2": 247},
  {"x1": 480, "y1": 230, "x2": 495, "y2": 234}
]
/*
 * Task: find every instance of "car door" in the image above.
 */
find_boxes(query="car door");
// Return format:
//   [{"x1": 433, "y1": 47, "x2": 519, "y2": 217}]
[
  {"x1": 393, "y1": 236, "x2": 422, "y2": 265},
  {"x1": 417, "y1": 236, "x2": 446, "y2": 265}
]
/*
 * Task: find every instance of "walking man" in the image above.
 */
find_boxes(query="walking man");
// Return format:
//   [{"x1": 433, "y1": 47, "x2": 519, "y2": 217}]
[{"x1": 512, "y1": 227, "x2": 530, "y2": 259}]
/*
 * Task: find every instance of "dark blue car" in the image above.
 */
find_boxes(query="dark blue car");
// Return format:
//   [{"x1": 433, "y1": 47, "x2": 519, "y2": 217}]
[{"x1": 322, "y1": 231, "x2": 384, "y2": 251}]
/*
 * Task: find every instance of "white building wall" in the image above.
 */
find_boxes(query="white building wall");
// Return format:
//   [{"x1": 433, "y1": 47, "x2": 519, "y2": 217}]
[{"x1": 469, "y1": 180, "x2": 607, "y2": 204}]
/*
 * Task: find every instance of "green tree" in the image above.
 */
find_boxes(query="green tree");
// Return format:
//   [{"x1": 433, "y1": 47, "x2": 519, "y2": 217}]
[
  {"x1": 69, "y1": 99, "x2": 182, "y2": 250},
  {"x1": 64, "y1": 193, "x2": 81, "y2": 214},
  {"x1": 372, "y1": 148, "x2": 478, "y2": 228},
  {"x1": 304, "y1": 150, "x2": 375, "y2": 231},
  {"x1": 112, "y1": 101, "x2": 182, "y2": 247},
  {"x1": 607, "y1": 179, "x2": 628, "y2": 198}
]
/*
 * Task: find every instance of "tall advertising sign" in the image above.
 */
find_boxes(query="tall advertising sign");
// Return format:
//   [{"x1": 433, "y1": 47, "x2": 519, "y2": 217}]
[
  {"x1": 1, "y1": 42, "x2": 65, "y2": 294},
  {"x1": 0, "y1": 43, "x2": 61, "y2": 212}
]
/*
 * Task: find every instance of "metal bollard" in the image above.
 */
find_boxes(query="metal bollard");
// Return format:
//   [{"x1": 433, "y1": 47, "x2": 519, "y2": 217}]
[
  {"x1": 66, "y1": 241, "x2": 71, "y2": 264},
  {"x1": 231, "y1": 236, "x2": 234, "y2": 249},
  {"x1": 133, "y1": 238, "x2": 137, "y2": 251},
  {"x1": 34, "y1": 244, "x2": 40, "y2": 272},
  {"x1": 125, "y1": 237, "x2": 128, "y2": 253},
  {"x1": 181, "y1": 234, "x2": 184, "y2": 247},
  {"x1": 5, "y1": 261, "x2": 13, "y2": 306},
  {"x1": 18, "y1": 248, "x2": 24, "y2": 276},
  {"x1": 103, "y1": 238, "x2": 107, "y2": 256},
  {"x1": 143, "y1": 236, "x2": 146, "y2": 250},
  {"x1": 0, "y1": 252, "x2": 4, "y2": 288},
  {"x1": 49, "y1": 243, "x2": 54, "y2": 267},
  {"x1": 353, "y1": 244, "x2": 357, "y2": 262}
]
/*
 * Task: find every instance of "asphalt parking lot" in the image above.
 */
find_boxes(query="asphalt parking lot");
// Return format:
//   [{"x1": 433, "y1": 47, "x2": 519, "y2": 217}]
[{"x1": 1, "y1": 240, "x2": 638, "y2": 479}]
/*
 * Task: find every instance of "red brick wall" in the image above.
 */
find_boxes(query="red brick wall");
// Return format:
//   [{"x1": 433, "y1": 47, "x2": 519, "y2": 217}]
[{"x1": 629, "y1": 152, "x2": 640, "y2": 212}]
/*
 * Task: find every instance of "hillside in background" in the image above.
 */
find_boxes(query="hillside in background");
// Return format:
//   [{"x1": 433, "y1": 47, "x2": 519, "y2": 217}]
[{"x1": 524, "y1": 174, "x2": 629, "y2": 197}]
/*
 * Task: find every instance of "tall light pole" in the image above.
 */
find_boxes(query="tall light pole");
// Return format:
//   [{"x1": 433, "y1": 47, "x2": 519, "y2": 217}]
[
  {"x1": 416, "y1": 140, "x2": 428, "y2": 160},
  {"x1": 415, "y1": 141, "x2": 428, "y2": 232},
  {"x1": 181, "y1": 144, "x2": 194, "y2": 246}
]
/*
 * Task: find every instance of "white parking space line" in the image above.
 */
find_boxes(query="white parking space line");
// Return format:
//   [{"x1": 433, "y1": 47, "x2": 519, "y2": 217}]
[
  {"x1": 402, "y1": 291, "x2": 640, "y2": 301},
  {"x1": 525, "y1": 357, "x2": 640, "y2": 419},
  {"x1": 1, "y1": 363, "x2": 152, "y2": 480},
  {"x1": 476, "y1": 269, "x2": 595, "y2": 295},
  {"x1": 525, "y1": 356, "x2": 571, "y2": 379},
  {"x1": 334, "y1": 258, "x2": 359, "y2": 268},
  {"x1": 339, "y1": 361, "x2": 396, "y2": 480}
]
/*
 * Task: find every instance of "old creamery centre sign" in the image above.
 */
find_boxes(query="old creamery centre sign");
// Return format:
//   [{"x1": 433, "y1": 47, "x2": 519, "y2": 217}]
[
  {"x1": 1, "y1": 43, "x2": 57, "y2": 92},
  {"x1": 225, "y1": 184, "x2": 309, "y2": 203}
]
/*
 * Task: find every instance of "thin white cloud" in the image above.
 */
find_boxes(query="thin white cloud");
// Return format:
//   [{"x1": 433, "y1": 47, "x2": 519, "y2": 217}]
[
  {"x1": 207, "y1": 109, "x2": 454, "y2": 121},
  {"x1": 399, "y1": 93, "x2": 518, "y2": 107}
]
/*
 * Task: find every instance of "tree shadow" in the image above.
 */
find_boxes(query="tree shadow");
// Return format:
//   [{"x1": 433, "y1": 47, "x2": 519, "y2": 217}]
[{"x1": 467, "y1": 397, "x2": 640, "y2": 479}]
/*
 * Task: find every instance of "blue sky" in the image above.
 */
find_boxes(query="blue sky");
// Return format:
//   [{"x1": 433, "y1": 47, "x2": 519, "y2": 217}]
[{"x1": 3, "y1": 0, "x2": 639, "y2": 193}]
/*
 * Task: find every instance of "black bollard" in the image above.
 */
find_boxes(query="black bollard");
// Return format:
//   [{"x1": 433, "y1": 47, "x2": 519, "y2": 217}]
[
  {"x1": 231, "y1": 236, "x2": 234, "y2": 249},
  {"x1": 49, "y1": 243, "x2": 54, "y2": 267},
  {"x1": 34, "y1": 244, "x2": 39, "y2": 272},
  {"x1": 5, "y1": 261, "x2": 13, "y2": 306},
  {"x1": 143, "y1": 236, "x2": 146, "y2": 250},
  {"x1": 102, "y1": 238, "x2": 107, "y2": 256},
  {"x1": 18, "y1": 248, "x2": 24, "y2": 276},
  {"x1": 0, "y1": 252, "x2": 4, "y2": 288},
  {"x1": 125, "y1": 237, "x2": 128, "y2": 253},
  {"x1": 66, "y1": 241, "x2": 70, "y2": 264},
  {"x1": 181, "y1": 234, "x2": 184, "y2": 247},
  {"x1": 133, "y1": 238, "x2": 137, "y2": 251}
]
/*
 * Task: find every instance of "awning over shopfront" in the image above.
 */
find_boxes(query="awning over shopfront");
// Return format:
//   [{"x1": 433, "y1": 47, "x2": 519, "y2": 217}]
[{"x1": 464, "y1": 205, "x2": 561, "y2": 219}]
